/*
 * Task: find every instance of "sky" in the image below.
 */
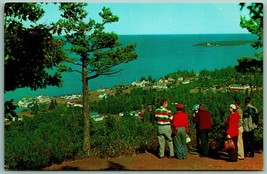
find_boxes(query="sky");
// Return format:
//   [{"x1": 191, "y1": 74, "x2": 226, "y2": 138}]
[{"x1": 38, "y1": 2, "x2": 251, "y2": 35}]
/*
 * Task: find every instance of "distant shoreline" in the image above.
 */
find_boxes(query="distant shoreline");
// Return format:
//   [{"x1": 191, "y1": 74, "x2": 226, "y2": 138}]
[{"x1": 193, "y1": 40, "x2": 255, "y2": 47}]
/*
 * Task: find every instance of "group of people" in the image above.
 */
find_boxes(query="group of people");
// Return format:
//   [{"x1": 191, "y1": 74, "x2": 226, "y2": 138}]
[
  {"x1": 228, "y1": 96, "x2": 259, "y2": 161},
  {"x1": 154, "y1": 97, "x2": 259, "y2": 162}
]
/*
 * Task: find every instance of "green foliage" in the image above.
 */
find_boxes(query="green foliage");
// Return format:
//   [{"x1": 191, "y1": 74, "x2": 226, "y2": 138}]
[
  {"x1": 30, "y1": 103, "x2": 39, "y2": 115},
  {"x1": 90, "y1": 115, "x2": 157, "y2": 158},
  {"x1": 4, "y1": 4, "x2": 66, "y2": 123},
  {"x1": 5, "y1": 109, "x2": 83, "y2": 170},
  {"x1": 4, "y1": 3, "x2": 66, "y2": 92},
  {"x1": 5, "y1": 3, "x2": 45, "y2": 23},
  {"x1": 49, "y1": 99, "x2": 57, "y2": 109},
  {"x1": 235, "y1": 57, "x2": 263, "y2": 74},
  {"x1": 5, "y1": 106, "x2": 158, "y2": 169},
  {"x1": 240, "y1": 3, "x2": 263, "y2": 49},
  {"x1": 166, "y1": 70, "x2": 196, "y2": 79},
  {"x1": 4, "y1": 99, "x2": 18, "y2": 120},
  {"x1": 236, "y1": 3, "x2": 263, "y2": 77}
]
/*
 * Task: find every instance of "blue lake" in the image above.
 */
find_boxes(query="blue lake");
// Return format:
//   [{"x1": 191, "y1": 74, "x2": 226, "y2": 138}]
[{"x1": 5, "y1": 34, "x2": 258, "y2": 102}]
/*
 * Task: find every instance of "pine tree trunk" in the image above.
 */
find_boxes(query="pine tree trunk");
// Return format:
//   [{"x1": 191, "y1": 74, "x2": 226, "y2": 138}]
[{"x1": 82, "y1": 64, "x2": 90, "y2": 156}]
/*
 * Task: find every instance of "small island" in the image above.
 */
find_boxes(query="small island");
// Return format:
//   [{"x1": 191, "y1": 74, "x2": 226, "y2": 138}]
[{"x1": 193, "y1": 40, "x2": 256, "y2": 47}]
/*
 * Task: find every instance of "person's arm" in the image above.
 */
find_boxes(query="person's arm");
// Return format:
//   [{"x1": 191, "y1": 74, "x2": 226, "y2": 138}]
[
  {"x1": 185, "y1": 114, "x2": 189, "y2": 132},
  {"x1": 210, "y1": 113, "x2": 213, "y2": 128},
  {"x1": 193, "y1": 113, "x2": 199, "y2": 124},
  {"x1": 225, "y1": 115, "x2": 232, "y2": 138}
]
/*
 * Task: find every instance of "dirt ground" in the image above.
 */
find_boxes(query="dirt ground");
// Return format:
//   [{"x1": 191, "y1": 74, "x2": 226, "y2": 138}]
[{"x1": 44, "y1": 150, "x2": 264, "y2": 171}]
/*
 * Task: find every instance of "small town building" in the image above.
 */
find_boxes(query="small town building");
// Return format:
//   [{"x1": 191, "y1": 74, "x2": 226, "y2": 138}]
[
  {"x1": 131, "y1": 80, "x2": 149, "y2": 87},
  {"x1": 182, "y1": 80, "x2": 190, "y2": 84},
  {"x1": 99, "y1": 93, "x2": 108, "y2": 100},
  {"x1": 90, "y1": 112, "x2": 104, "y2": 121},
  {"x1": 228, "y1": 84, "x2": 250, "y2": 92},
  {"x1": 177, "y1": 77, "x2": 184, "y2": 81}
]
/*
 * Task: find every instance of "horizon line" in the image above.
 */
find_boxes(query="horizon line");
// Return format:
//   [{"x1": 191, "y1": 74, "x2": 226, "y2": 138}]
[{"x1": 53, "y1": 33, "x2": 253, "y2": 37}]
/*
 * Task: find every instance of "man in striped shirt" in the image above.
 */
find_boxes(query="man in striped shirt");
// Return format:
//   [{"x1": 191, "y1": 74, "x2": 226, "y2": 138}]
[{"x1": 155, "y1": 99, "x2": 174, "y2": 159}]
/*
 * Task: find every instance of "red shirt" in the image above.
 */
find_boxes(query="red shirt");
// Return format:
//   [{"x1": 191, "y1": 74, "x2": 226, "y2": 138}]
[
  {"x1": 172, "y1": 111, "x2": 189, "y2": 132},
  {"x1": 225, "y1": 112, "x2": 240, "y2": 137},
  {"x1": 194, "y1": 110, "x2": 212, "y2": 130}
]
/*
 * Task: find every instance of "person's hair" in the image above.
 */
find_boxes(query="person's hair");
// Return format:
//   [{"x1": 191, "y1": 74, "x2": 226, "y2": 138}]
[
  {"x1": 233, "y1": 97, "x2": 241, "y2": 105},
  {"x1": 160, "y1": 99, "x2": 168, "y2": 106},
  {"x1": 199, "y1": 104, "x2": 206, "y2": 110},
  {"x1": 177, "y1": 107, "x2": 183, "y2": 111},
  {"x1": 231, "y1": 107, "x2": 236, "y2": 112},
  {"x1": 245, "y1": 96, "x2": 251, "y2": 104}
]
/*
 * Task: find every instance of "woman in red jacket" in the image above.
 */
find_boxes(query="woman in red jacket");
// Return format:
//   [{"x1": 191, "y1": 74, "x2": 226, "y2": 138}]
[
  {"x1": 225, "y1": 104, "x2": 240, "y2": 162},
  {"x1": 172, "y1": 103, "x2": 189, "y2": 159}
]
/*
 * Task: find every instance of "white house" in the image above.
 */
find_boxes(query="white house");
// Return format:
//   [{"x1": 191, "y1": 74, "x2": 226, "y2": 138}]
[
  {"x1": 36, "y1": 95, "x2": 51, "y2": 104},
  {"x1": 66, "y1": 100, "x2": 83, "y2": 107},
  {"x1": 182, "y1": 80, "x2": 190, "y2": 85},
  {"x1": 167, "y1": 77, "x2": 175, "y2": 82},
  {"x1": 131, "y1": 80, "x2": 149, "y2": 87},
  {"x1": 158, "y1": 79, "x2": 169, "y2": 84},
  {"x1": 17, "y1": 97, "x2": 34, "y2": 108},
  {"x1": 97, "y1": 88, "x2": 106, "y2": 92},
  {"x1": 152, "y1": 84, "x2": 168, "y2": 89},
  {"x1": 177, "y1": 77, "x2": 184, "y2": 81},
  {"x1": 90, "y1": 112, "x2": 104, "y2": 121},
  {"x1": 229, "y1": 84, "x2": 250, "y2": 92},
  {"x1": 99, "y1": 93, "x2": 108, "y2": 99},
  {"x1": 61, "y1": 94, "x2": 82, "y2": 100}
]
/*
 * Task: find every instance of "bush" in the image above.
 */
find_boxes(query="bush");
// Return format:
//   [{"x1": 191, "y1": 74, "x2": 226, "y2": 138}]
[
  {"x1": 90, "y1": 115, "x2": 157, "y2": 158},
  {"x1": 5, "y1": 107, "x2": 158, "y2": 169},
  {"x1": 5, "y1": 110, "x2": 83, "y2": 170}
]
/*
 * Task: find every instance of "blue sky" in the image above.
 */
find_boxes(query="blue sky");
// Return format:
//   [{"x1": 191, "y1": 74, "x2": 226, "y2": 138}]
[{"x1": 39, "y1": 2, "x2": 250, "y2": 35}]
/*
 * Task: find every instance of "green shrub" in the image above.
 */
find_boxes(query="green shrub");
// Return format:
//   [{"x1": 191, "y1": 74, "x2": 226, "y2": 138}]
[
  {"x1": 5, "y1": 107, "x2": 158, "y2": 169},
  {"x1": 5, "y1": 110, "x2": 83, "y2": 170},
  {"x1": 90, "y1": 115, "x2": 157, "y2": 158}
]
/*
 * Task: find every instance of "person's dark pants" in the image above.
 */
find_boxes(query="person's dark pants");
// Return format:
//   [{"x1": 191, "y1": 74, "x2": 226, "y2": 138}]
[
  {"x1": 199, "y1": 129, "x2": 210, "y2": 156},
  {"x1": 228, "y1": 136, "x2": 238, "y2": 162},
  {"x1": 196, "y1": 129, "x2": 200, "y2": 152},
  {"x1": 243, "y1": 131, "x2": 255, "y2": 157}
]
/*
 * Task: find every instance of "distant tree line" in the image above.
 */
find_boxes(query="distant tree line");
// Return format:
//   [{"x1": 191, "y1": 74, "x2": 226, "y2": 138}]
[{"x1": 91, "y1": 66, "x2": 262, "y2": 115}]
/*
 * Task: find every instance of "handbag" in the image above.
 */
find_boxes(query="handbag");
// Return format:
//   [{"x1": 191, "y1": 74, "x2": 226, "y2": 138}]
[
  {"x1": 186, "y1": 134, "x2": 191, "y2": 143},
  {"x1": 224, "y1": 139, "x2": 235, "y2": 151}
]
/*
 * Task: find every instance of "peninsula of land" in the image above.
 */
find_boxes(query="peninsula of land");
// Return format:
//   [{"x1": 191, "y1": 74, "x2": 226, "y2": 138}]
[{"x1": 193, "y1": 40, "x2": 255, "y2": 47}]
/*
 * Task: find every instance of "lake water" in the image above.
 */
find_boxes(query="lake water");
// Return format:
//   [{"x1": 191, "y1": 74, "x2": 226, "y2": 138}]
[{"x1": 5, "y1": 34, "x2": 258, "y2": 102}]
